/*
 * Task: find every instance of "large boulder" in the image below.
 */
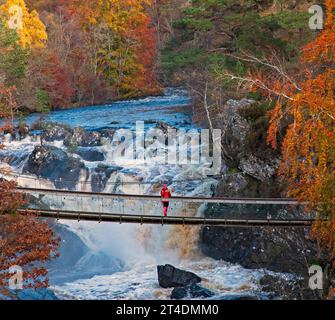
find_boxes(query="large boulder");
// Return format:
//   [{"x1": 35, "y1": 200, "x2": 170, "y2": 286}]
[
  {"x1": 200, "y1": 226, "x2": 318, "y2": 276},
  {"x1": 41, "y1": 123, "x2": 72, "y2": 142},
  {"x1": 171, "y1": 284, "x2": 215, "y2": 300},
  {"x1": 23, "y1": 145, "x2": 84, "y2": 190},
  {"x1": 214, "y1": 99, "x2": 281, "y2": 184},
  {"x1": 90, "y1": 164, "x2": 122, "y2": 192},
  {"x1": 216, "y1": 99, "x2": 252, "y2": 166},
  {"x1": 75, "y1": 148, "x2": 105, "y2": 162},
  {"x1": 217, "y1": 172, "x2": 249, "y2": 196},
  {"x1": 64, "y1": 127, "x2": 102, "y2": 147},
  {"x1": 99, "y1": 128, "x2": 116, "y2": 140},
  {"x1": 157, "y1": 264, "x2": 201, "y2": 288},
  {"x1": 238, "y1": 155, "x2": 280, "y2": 182},
  {"x1": 18, "y1": 124, "x2": 30, "y2": 140}
]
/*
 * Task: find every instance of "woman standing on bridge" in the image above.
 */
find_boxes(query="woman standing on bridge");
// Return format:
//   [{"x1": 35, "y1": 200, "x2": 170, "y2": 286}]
[{"x1": 161, "y1": 184, "x2": 172, "y2": 217}]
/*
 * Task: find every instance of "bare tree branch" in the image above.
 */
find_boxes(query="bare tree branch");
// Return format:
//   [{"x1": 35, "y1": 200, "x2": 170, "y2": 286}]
[
  {"x1": 215, "y1": 69, "x2": 295, "y2": 101},
  {"x1": 210, "y1": 48, "x2": 301, "y2": 91}
]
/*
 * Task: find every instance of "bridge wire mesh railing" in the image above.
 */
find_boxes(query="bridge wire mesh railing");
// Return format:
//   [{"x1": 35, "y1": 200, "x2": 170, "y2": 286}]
[{"x1": 0, "y1": 172, "x2": 314, "y2": 220}]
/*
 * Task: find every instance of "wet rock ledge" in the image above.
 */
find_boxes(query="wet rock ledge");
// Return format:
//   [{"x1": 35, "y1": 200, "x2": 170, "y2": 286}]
[{"x1": 157, "y1": 264, "x2": 258, "y2": 300}]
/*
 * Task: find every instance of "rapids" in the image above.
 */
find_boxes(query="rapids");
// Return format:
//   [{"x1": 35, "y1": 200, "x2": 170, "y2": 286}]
[{"x1": 0, "y1": 89, "x2": 289, "y2": 300}]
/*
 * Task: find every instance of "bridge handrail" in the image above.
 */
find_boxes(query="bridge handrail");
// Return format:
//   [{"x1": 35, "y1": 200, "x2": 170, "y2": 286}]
[{"x1": 16, "y1": 186, "x2": 302, "y2": 205}]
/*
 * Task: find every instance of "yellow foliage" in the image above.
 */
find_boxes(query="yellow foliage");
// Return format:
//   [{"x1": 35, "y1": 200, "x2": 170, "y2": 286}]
[{"x1": 0, "y1": 0, "x2": 47, "y2": 49}]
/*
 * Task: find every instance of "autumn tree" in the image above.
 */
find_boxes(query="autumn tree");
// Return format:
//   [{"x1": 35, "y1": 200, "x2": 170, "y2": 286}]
[
  {"x1": 271, "y1": 0, "x2": 335, "y2": 259},
  {"x1": 0, "y1": 203, "x2": 60, "y2": 294},
  {"x1": 0, "y1": 0, "x2": 47, "y2": 49},
  {"x1": 0, "y1": 83, "x2": 17, "y2": 128},
  {"x1": 217, "y1": 1, "x2": 335, "y2": 260},
  {"x1": 1, "y1": 0, "x2": 162, "y2": 109},
  {"x1": 0, "y1": 84, "x2": 59, "y2": 296},
  {"x1": 66, "y1": 0, "x2": 161, "y2": 99}
]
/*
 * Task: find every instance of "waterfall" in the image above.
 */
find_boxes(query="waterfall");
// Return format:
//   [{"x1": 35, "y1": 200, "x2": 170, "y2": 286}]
[{"x1": 0, "y1": 89, "x2": 266, "y2": 299}]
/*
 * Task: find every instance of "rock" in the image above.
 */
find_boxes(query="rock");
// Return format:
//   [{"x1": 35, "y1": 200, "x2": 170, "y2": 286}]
[
  {"x1": 259, "y1": 274, "x2": 321, "y2": 300},
  {"x1": 2, "y1": 124, "x2": 30, "y2": 141},
  {"x1": 171, "y1": 284, "x2": 215, "y2": 299},
  {"x1": 64, "y1": 127, "x2": 102, "y2": 147},
  {"x1": 23, "y1": 145, "x2": 84, "y2": 190},
  {"x1": 170, "y1": 287, "x2": 188, "y2": 300},
  {"x1": 218, "y1": 172, "x2": 248, "y2": 196},
  {"x1": 41, "y1": 123, "x2": 72, "y2": 142},
  {"x1": 46, "y1": 222, "x2": 124, "y2": 285},
  {"x1": 18, "y1": 124, "x2": 29, "y2": 140},
  {"x1": 153, "y1": 121, "x2": 177, "y2": 145},
  {"x1": 200, "y1": 97, "x2": 317, "y2": 280},
  {"x1": 157, "y1": 264, "x2": 201, "y2": 288},
  {"x1": 181, "y1": 120, "x2": 192, "y2": 125},
  {"x1": 99, "y1": 128, "x2": 116, "y2": 139},
  {"x1": 239, "y1": 155, "x2": 280, "y2": 182},
  {"x1": 145, "y1": 119, "x2": 158, "y2": 124},
  {"x1": 0, "y1": 149, "x2": 31, "y2": 168},
  {"x1": 46, "y1": 222, "x2": 89, "y2": 277},
  {"x1": 155, "y1": 121, "x2": 173, "y2": 135},
  {"x1": 216, "y1": 99, "x2": 253, "y2": 166},
  {"x1": 214, "y1": 99, "x2": 280, "y2": 182},
  {"x1": 91, "y1": 164, "x2": 122, "y2": 192},
  {"x1": 200, "y1": 225, "x2": 318, "y2": 276},
  {"x1": 75, "y1": 148, "x2": 105, "y2": 162},
  {"x1": 321, "y1": 262, "x2": 335, "y2": 299}
]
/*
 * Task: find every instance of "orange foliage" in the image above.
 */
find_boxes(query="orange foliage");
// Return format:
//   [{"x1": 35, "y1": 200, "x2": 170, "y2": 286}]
[
  {"x1": 302, "y1": 0, "x2": 335, "y2": 64},
  {"x1": 66, "y1": 0, "x2": 161, "y2": 98},
  {"x1": 0, "y1": 212, "x2": 60, "y2": 290},
  {"x1": 0, "y1": 180, "x2": 25, "y2": 213},
  {"x1": 0, "y1": 179, "x2": 60, "y2": 291},
  {"x1": 263, "y1": 1, "x2": 335, "y2": 259},
  {"x1": 0, "y1": 83, "x2": 59, "y2": 294}
]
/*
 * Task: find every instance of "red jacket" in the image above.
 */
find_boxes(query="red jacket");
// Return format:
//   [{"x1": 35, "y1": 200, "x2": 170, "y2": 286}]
[{"x1": 161, "y1": 187, "x2": 171, "y2": 202}]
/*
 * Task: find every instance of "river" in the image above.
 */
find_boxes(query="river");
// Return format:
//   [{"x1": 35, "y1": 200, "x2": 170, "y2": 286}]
[{"x1": 0, "y1": 88, "x2": 288, "y2": 300}]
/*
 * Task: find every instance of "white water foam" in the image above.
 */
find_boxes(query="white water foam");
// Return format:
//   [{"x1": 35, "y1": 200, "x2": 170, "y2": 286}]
[{"x1": 0, "y1": 89, "x2": 272, "y2": 300}]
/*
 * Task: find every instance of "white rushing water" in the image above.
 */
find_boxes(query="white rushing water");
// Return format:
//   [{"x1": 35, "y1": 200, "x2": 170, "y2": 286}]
[{"x1": 0, "y1": 89, "x2": 289, "y2": 300}]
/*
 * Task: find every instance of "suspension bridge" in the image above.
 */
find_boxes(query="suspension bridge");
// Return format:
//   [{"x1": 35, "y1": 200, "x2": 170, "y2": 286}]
[{"x1": 15, "y1": 186, "x2": 317, "y2": 228}]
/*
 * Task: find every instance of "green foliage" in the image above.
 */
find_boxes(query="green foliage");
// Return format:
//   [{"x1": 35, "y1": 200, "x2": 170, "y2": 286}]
[
  {"x1": 190, "y1": 0, "x2": 229, "y2": 13},
  {"x1": 0, "y1": 22, "x2": 29, "y2": 84},
  {"x1": 161, "y1": 1, "x2": 313, "y2": 77},
  {"x1": 208, "y1": 54, "x2": 245, "y2": 74},
  {"x1": 161, "y1": 48, "x2": 205, "y2": 70},
  {"x1": 174, "y1": 17, "x2": 213, "y2": 31},
  {"x1": 262, "y1": 11, "x2": 310, "y2": 30},
  {"x1": 247, "y1": 91, "x2": 262, "y2": 101},
  {"x1": 35, "y1": 89, "x2": 51, "y2": 114}
]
